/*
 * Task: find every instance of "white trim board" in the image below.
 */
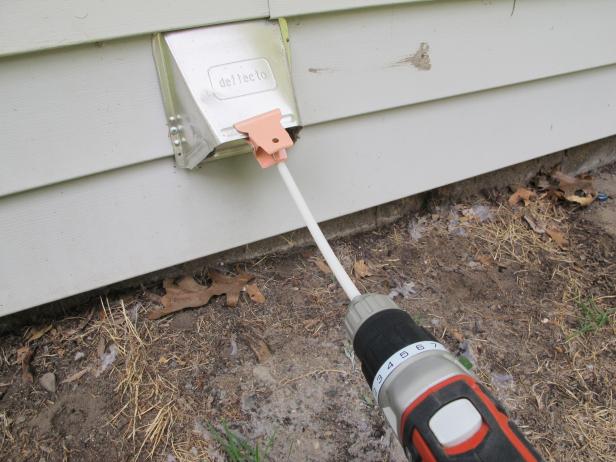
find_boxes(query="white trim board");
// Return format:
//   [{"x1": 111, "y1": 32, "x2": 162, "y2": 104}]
[
  {"x1": 1, "y1": 64, "x2": 616, "y2": 315},
  {"x1": 3, "y1": 0, "x2": 616, "y2": 197},
  {"x1": 0, "y1": 0, "x2": 269, "y2": 57}
]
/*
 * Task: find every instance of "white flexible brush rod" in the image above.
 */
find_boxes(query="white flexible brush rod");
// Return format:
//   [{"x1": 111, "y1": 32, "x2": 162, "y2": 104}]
[{"x1": 277, "y1": 162, "x2": 361, "y2": 301}]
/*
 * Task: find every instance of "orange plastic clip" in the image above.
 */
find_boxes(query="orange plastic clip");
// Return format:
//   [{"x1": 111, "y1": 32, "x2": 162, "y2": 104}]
[{"x1": 234, "y1": 109, "x2": 294, "y2": 168}]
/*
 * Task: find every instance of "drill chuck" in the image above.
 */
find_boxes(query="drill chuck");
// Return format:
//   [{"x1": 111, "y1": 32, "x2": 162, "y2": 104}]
[{"x1": 346, "y1": 294, "x2": 542, "y2": 462}]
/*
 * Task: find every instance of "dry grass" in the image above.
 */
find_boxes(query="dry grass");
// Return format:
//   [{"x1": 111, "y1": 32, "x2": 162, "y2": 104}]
[
  {"x1": 0, "y1": 411, "x2": 14, "y2": 454},
  {"x1": 463, "y1": 196, "x2": 616, "y2": 461},
  {"x1": 565, "y1": 402, "x2": 616, "y2": 461},
  {"x1": 4, "y1": 179, "x2": 613, "y2": 461},
  {"x1": 468, "y1": 199, "x2": 588, "y2": 303},
  {"x1": 468, "y1": 200, "x2": 568, "y2": 263},
  {"x1": 93, "y1": 298, "x2": 211, "y2": 461}
]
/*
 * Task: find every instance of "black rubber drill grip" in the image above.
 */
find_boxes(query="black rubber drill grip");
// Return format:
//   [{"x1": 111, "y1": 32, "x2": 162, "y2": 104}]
[{"x1": 353, "y1": 308, "x2": 435, "y2": 388}]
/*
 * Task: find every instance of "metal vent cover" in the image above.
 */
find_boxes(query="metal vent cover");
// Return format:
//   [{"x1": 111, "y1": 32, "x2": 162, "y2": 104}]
[{"x1": 153, "y1": 20, "x2": 301, "y2": 169}]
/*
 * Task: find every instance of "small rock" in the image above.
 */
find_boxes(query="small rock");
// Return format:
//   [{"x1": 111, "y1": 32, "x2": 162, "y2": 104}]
[
  {"x1": 39, "y1": 372, "x2": 57, "y2": 393},
  {"x1": 74, "y1": 351, "x2": 85, "y2": 361}
]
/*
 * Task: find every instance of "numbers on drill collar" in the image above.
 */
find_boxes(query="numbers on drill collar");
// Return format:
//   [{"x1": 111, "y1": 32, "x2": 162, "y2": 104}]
[{"x1": 372, "y1": 341, "x2": 446, "y2": 401}]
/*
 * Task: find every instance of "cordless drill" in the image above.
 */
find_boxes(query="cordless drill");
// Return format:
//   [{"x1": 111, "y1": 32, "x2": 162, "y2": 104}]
[
  {"x1": 234, "y1": 109, "x2": 542, "y2": 462},
  {"x1": 345, "y1": 294, "x2": 543, "y2": 462}
]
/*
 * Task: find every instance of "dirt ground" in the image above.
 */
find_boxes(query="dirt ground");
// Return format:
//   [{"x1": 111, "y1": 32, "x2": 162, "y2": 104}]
[{"x1": 1, "y1": 165, "x2": 615, "y2": 462}]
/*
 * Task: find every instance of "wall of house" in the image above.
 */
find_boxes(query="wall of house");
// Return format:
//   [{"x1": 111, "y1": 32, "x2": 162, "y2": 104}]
[{"x1": 1, "y1": 0, "x2": 616, "y2": 315}]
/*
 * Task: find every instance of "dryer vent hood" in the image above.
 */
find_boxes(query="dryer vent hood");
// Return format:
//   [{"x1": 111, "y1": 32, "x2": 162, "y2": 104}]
[{"x1": 153, "y1": 20, "x2": 301, "y2": 169}]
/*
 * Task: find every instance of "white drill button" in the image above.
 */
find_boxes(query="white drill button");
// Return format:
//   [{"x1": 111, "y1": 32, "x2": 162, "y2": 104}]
[{"x1": 428, "y1": 399, "x2": 483, "y2": 448}]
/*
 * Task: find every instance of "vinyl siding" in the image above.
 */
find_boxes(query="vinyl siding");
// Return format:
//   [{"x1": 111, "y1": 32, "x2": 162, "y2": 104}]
[
  {"x1": 0, "y1": 0, "x2": 269, "y2": 57},
  {"x1": 1, "y1": 0, "x2": 615, "y2": 314}
]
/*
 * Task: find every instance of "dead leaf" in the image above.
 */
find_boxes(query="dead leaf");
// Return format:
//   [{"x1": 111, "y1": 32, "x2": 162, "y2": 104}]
[
  {"x1": 61, "y1": 367, "x2": 90, "y2": 384},
  {"x1": 25, "y1": 324, "x2": 52, "y2": 343},
  {"x1": 552, "y1": 171, "x2": 596, "y2": 206},
  {"x1": 313, "y1": 258, "x2": 331, "y2": 274},
  {"x1": 475, "y1": 254, "x2": 494, "y2": 266},
  {"x1": 353, "y1": 259, "x2": 373, "y2": 278},
  {"x1": 62, "y1": 309, "x2": 95, "y2": 338},
  {"x1": 16, "y1": 346, "x2": 34, "y2": 384},
  {"x1": 552, "y1": 171, "x2": 593, "y2": 192},
  {"x1": 240, "y1": 323, "x2": 272, "y2": 363},
  {"x1": 508, "y1": 187, "x2": 536, "y2": 206},
  {"x1": 210, "y1": 271, "x2": 254, "y2": 307},
  {"x1": 247, "y1": 338, "x2": 271, "y2": 363},
  {"x1": 523, "y1": 214, "x2": 546, "y2": 234},
  {"x1": 451, "y1": 329, "x2": 465, "y2": 343},
  {"x1": 546, "y1": 227, "x2": 568, "y2": 248},
  {"x1": 176, "y1": 276, "x2": 207, "y2": 292},
  {"x1": 147, "y1": 272, "x2": 254, "y2": 320},
  {"x1": 241, "y1": 333, "x2": 272, "y2": 363},
  {"x1": 245, "y1": 284, "x2": 265, "y2": 303},
  {"x1": 300, "y1": 249, "x2": 315, "y2": 258},
  {"x1": 143, "y1": 291, "x2": 163, "y2": 304},
  {"x1": 562, "y1": 194, "x2": 595, "y2": 206}
]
